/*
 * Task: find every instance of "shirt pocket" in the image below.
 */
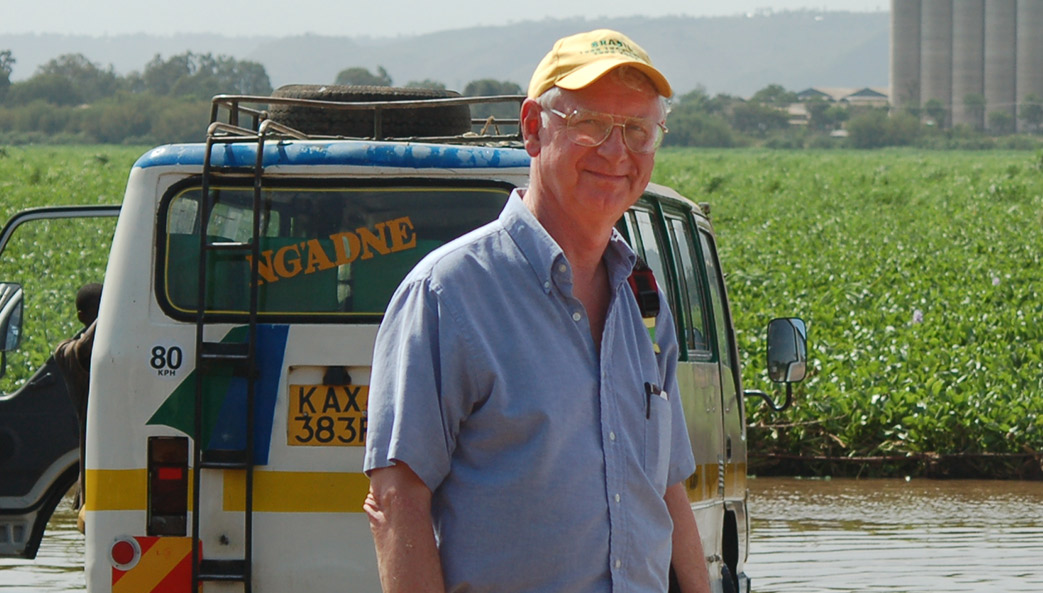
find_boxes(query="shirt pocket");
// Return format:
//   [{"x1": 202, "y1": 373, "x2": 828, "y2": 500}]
[{"x1": 643, "y1": 391, "x2": 672, "y2": 487}]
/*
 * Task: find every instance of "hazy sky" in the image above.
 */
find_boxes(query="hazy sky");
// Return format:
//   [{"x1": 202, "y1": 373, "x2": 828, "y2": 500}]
[{"x1": 5, "y1": 0, "x2": 887, "y2": 38}]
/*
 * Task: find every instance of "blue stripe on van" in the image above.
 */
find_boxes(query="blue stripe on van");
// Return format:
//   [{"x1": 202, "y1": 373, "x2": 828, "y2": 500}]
[
  {"x1": 133, "y1": 141, "x2": 531, "y2": 170},
  {"x1": 208, "y1": 324, "x2": 288, "y2": 464},
  {"x1": 147, "y1": 324, "x2": 288, "y2": 465}
]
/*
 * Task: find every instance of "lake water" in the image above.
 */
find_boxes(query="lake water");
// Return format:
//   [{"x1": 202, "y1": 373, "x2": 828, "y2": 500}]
[
  {"x1": 3, "y1": 477, "x2": 1042, "y2": 592},
  {"x1": 0, "y1": 496, "x2": 84, "y2": 592},
  {"x1": 744, "y1": 477, "x2": 1043, "y2": 593}
]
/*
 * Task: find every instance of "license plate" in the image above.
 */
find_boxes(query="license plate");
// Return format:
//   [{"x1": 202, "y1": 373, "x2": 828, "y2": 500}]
[{"x1": 287, "y1": 384, "x2": 368, "y2": 446}]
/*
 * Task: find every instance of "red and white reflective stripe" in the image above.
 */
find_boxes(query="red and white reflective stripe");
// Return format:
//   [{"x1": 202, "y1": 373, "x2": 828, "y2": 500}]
[{"x1": 111, "y1": 536, "x2": 195, "y2": 593}]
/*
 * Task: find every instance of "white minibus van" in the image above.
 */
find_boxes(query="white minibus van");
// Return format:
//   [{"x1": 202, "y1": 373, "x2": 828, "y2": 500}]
[{"x1": 0, "y1": 87, "x2": 806, "y2": 593}]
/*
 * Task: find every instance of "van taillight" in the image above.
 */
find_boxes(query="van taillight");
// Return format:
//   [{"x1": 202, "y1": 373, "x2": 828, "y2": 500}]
[{"x1": 147, "y1": 436, "x2": 188, "y2": 536}]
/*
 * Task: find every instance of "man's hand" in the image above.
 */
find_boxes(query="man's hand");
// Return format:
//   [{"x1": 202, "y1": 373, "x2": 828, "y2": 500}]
[{"x1": 365, "y1": 463, "x2": 446, "y2": 593}]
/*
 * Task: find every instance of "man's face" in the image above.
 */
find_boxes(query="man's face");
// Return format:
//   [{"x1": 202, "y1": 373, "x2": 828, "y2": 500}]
[
  {"x1": 77, "y1": 305, "x2": 98, "y2": 326},
  {"x1": 529, "y1": 75, "x2": 663, "y2": 230}
]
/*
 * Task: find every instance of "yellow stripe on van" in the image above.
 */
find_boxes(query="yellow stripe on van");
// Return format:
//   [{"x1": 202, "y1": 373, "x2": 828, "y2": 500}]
[
  {"x1": 223, "y1": 471, "x2": 370, "y2": 513},
  {"x1": 85, "y1": 469, "x2": 368, "y2": 513},
  {"x1": 85, "y1": 469, "x2": 149, "y2": 511},
  {"x1": 685, "y1": 464, "x2": 716, "y2": 502},
  {"x1": 724, "y1": 462, "x2": 747, "y2": 498},
  {"x1": 89, "y1": 466, "x2": 733, "y2": 512},
  {"x1": 684, "y1": 462, "x2": 747, "y2": 503},
  {"x1": 85, "y1": 470, "x2": 198, "y2": 511}
]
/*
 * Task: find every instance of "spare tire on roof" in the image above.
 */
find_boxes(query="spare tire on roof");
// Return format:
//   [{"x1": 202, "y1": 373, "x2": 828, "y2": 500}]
[{"x1": 267, "y1": 84, "x2": 472, "y2": 138}]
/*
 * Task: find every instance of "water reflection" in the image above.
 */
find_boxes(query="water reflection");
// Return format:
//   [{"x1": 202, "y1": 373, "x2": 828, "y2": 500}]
[
  {"x1": 746, "y1": 477, "x2": 1043, "y2": 593},
  {"x1": 0, "y1": 495, "x2": 83, "y2": 593}
]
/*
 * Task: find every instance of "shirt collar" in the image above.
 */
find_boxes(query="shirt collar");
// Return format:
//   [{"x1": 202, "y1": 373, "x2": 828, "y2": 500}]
[{"x1": 501, "y1": 189, "x2": 637, "y2": 295}]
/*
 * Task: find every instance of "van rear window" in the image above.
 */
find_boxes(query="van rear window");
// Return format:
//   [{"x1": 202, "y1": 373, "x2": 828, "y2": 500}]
[{"x1": 157, "y1": 182, "x2": 511, "y2": 320}]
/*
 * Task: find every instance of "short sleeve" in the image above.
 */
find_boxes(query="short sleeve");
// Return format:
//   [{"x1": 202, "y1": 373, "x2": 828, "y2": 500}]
[{"x1": 363, "y1": 275, "x2": 479, "y2": 492}]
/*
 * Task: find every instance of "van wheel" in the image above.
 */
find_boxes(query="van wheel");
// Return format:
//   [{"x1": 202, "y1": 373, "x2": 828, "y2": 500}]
[{"x1": 266, "y1": 84, "x2": 472, "y2": 138}]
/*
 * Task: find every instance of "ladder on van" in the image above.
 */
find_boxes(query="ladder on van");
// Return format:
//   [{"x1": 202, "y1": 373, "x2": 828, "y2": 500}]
[
  {"x1": 188, "y1": 110, "x2": 288, "y2": 592},
  {"x1": 183, "y1": 92, "x2": 523, "y2": 590}
]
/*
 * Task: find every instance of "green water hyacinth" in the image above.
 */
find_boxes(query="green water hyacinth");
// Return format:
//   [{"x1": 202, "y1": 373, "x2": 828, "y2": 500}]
[
  {"x1": 1, "y1": 145, "x2": 1041, "y2": 478},
  {"x1": 0, "y1": 145, "x2": 141, "y2": 388},
  {"x1": 653, "y1": 147, "x2": 1043, "y2": 478}
]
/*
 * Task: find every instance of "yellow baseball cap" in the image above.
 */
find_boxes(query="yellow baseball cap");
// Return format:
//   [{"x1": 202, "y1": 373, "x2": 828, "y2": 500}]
[{"x1": 527, "y1": 29, "x2": 672, "y2": 99}]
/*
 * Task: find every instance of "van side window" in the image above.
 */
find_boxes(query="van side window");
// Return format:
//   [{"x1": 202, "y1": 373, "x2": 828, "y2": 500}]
[
  {"x1": 699, "y1": 230, "x2": 738, "y2": 378},
  {"x1": 157, "y1": 183, "x2": 510, "y2": 321},
  {"x1": 623, "y1": 208, "x2": 678, "y2": 321},
  {"x1": 629, "y1": 210, "x2": 669, "y2": 289},
  {"x1": 665, "y1": 213, "x2": 711, "y2": 358}
]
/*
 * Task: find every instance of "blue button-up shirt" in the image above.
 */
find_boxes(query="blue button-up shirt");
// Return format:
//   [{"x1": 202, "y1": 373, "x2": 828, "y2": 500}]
[{"x1": 365, "y1": 191, "x2": 696, "y2": 593}]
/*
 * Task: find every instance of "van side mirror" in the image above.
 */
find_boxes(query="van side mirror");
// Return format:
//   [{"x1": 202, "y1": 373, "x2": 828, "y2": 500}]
[
  {"x1": 745, "y1": 317, "x2": 808, "y2": 413},
  {"x1": 767, "y1": 317, "x2": 807, "y2": 383},
  {"x1": 0, "y1": 282, "x2": 24, "y2": 380}
]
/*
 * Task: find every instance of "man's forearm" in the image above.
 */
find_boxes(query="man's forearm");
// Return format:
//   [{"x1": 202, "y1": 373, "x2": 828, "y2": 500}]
[
  {"x1": 365, "y1": 464, "x2": 446, "y2": 593},
  {"x1": 665, "y1": 482, "x2": 711, "y2": 593}
]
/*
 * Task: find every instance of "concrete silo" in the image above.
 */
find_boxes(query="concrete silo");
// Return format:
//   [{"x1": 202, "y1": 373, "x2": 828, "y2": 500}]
[
  {"x1": 920, "y1": 0, "x2": 953, "y2": 126},
  {"x1": 891, "y1": 0, "x2": 922, "y2": 110},
  {"x1": 984, "y1": 0, "x2": 1017, "y2": 130},
  {"x1": 951, "y1": 0, "x2": 985, "y2": 129},
  {"x1": 1017, "y1": 0, "x2": 1043, "y2": 131}
]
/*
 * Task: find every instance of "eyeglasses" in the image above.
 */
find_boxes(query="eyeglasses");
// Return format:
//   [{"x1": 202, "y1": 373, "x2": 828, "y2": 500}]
[{"x1": 545, "y1": 107, "x2": 667, "y2": 154}]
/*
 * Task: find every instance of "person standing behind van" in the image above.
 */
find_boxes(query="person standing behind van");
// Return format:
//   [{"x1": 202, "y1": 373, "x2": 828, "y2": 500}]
[
  {"x1": 363, "y1": 30, "x2": 710, "y2": 593},
  {"x1": 53, "y1": 282, "x2": 101, "y2": 528}
]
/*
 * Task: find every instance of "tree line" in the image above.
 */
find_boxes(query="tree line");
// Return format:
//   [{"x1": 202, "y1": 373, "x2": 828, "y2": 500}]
[
  {"x1": 1, "y1": 51, "x2": 1042, "y2": 149},
  {"x1": 0, "y1": 49, "x2": 273, "y2": 144}
]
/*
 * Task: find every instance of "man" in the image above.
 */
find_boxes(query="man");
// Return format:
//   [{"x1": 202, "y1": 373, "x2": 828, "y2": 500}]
[
  {"x1": 364, "y1": 29, "x2": 710, "y2": 593},
  {"x1": 53, "y1": 282, "x2": 101, "y2": 529}
]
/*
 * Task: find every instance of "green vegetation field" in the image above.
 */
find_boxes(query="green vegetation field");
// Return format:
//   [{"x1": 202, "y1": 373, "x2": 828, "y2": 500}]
[
  {"x1": 654, "y1": 148, "x2": 1043, "y2": 478},
  {"x1": 1, "y1": 145, "x2": 1041, "y2": 478}
]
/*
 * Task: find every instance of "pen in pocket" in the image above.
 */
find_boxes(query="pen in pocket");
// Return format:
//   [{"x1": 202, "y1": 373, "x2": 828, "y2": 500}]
[{"x1": 644, "y1": 382, "x2": 664, "y2": 418}]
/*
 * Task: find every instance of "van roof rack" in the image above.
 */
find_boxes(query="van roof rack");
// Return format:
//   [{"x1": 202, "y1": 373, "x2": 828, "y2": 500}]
[{"x1": 206, "y1": 92, "x2": 527, "y2": 146}]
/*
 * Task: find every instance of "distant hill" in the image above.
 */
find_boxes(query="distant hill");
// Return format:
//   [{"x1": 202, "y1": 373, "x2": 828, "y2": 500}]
[{"x1": 0, "y1": 11, "x2": 889, "y2": 98}]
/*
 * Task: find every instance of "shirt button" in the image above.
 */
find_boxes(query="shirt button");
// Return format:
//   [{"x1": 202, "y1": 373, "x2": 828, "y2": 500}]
[
  {"x1": 543, "y1": 281, "x2": 551, "y2": 290},
  {"x1": 615, "y1": 559, "x2": 622, "y2": 569},
  {"x1": 572, "y1": 312, "x2": 581, "y2": 322},
  {"x1": 609, "y1": 431, "x2": 617, "y2": 441},
  {"x1": 614, "y1": 493, "x2": 621, "y2": 503},
  {"x1": 558, "y1": 264, "x2": 567, "y2": 273}
]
